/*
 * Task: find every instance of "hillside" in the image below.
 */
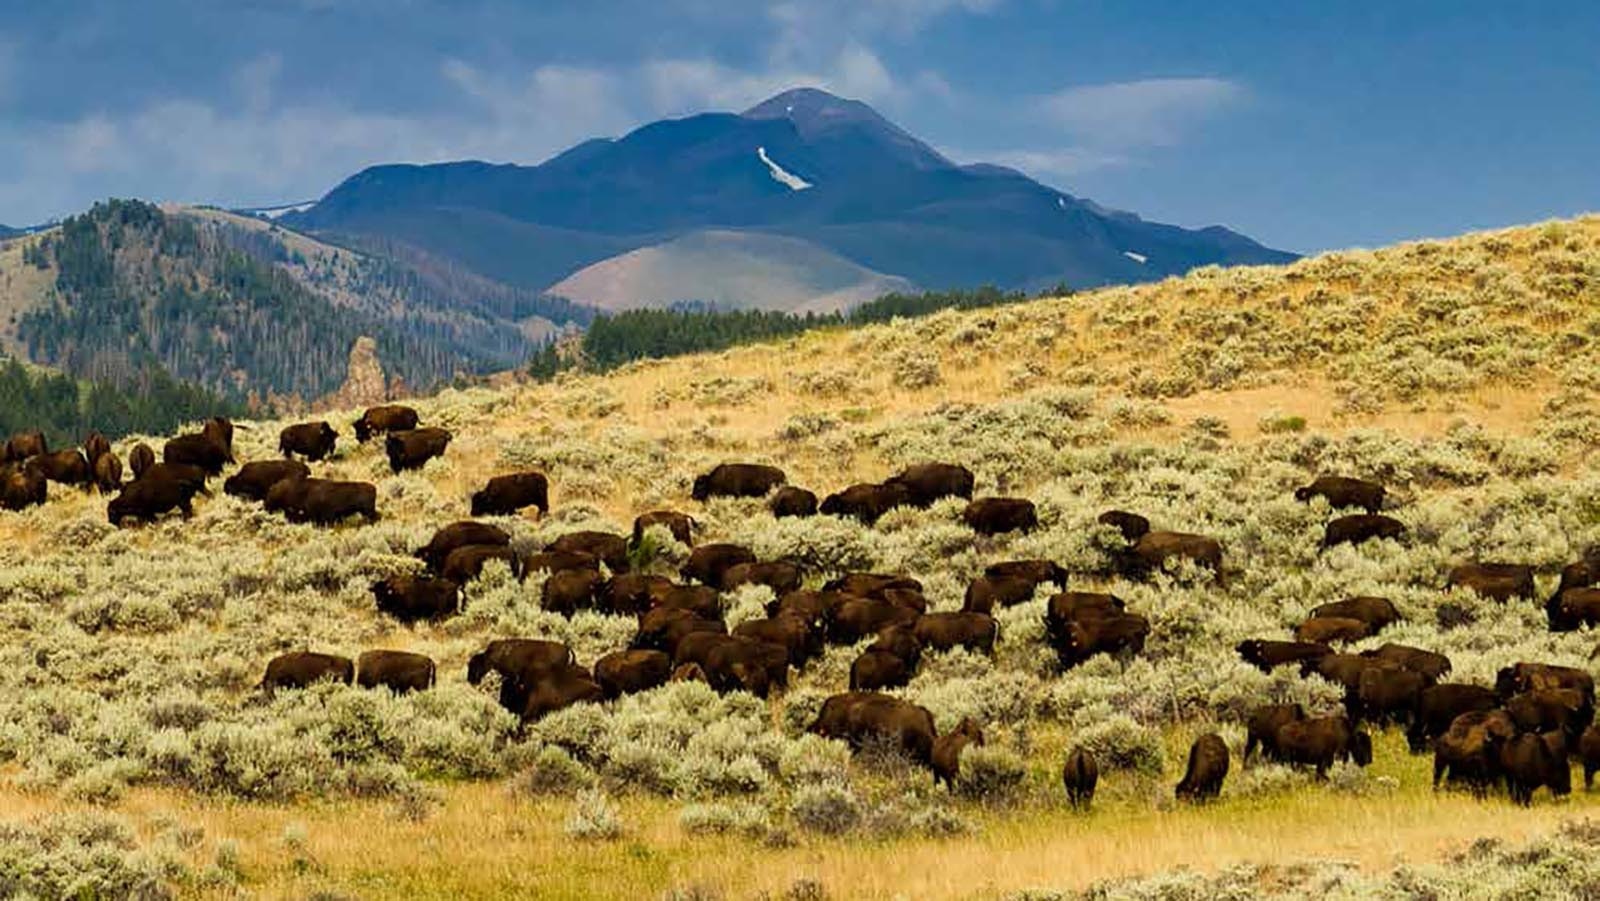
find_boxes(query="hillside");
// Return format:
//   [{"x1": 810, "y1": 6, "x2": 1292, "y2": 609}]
[
  {"x1": 0, "y1": 200, "x2": 576, "y2": 403},
  {"x1": 287, "y1": 87, "x2": 1296, "y2": 311},
  {"x1": 1, "y1": 217, "x2": 1598, "y2": 899}
]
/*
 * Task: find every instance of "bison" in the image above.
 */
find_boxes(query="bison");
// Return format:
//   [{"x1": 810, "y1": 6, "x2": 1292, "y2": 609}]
[
  {"x1": 107, "y1": 476, "x2": 200, "y2": 524},
  {"x1": 1449, "y1": 562, "x2": 1536, "y2": 603},
  {"x1": 202, "y1": 417, "x2": 234, "y2": 460},
  {"x1": 961, "y1": 497, "x2": 1038, "y2": 536},
  {"x1": 353, "y1": 404, "x2": 419, "y2": 443},
  {"x1": 83, "y1": 431, "x2": 111, "y2": 465},
  {"x1": 932, "y1": 718, "x2": 984, "y2": 788},
  {"x1": 1063, "y1": 747, "x2": 1099, "y2": 809},
  {"x1": 1175, "y1": 733, "x2": 1229, "y2": 802},
  {"x1": 128, "y1": 443, "x2": 155, "y2": 479},
  {"x1": 1579, "y1": 724, "x2": 1600, "y2": 789},
  {"x1": 1276, "y1": 715, "x2": 1372, "y2": 778},
  {"x1": 682, "y1": 543, "x2": 756, "y2": 587},
  {"x1": 597, "y1": 573, "x2": 673, "y2": 616},
  {"x1": 472, "y1": 472, "x2": 550, "y2": 518},
  {"x1": 516, "y1": 664, "x2": 604, "y2": 723},
  {"x1": 828, "y1": 599, "x2": 920, "y2": 645},
  {"x1": 720, "y1": 561, "x2": 802, "y2": 595},
  {"x1": 0, "y1": 465, "x2": 47, "y2": 512},
  {"x1": 593, "y1": 649, "x2": 672, "y2": 699},
  {"x1": 1052, "y1": 613, "x2": 1150, "y2": 670},
  {"x1": 1321, "y1": 514, "x2": 1405, "y2": 549},
  {"x1": 733, "y1": 615, "x2": 823, "y2": 668},
  {"x1": 547, "y1": 531, "x2": 629, "y2": 573},
  {"x1": 1433, "y1": 709, "x2": 1517, "y2": 792},
  {"x1": 1496, "y1": 663, "x2": 1595, "y2": 704},
  {"x1": 824, "y1": 573, "x2": 923, "y2": 599},
  {"x1": 279, "y1": 421, "x2": 338, "y2": 462},
  {"x1": 768, "y1": 487, "x2": 818, "y2": 519},
  {"x1": 850, "y1": 648, "x2": 916, "y2": 692},
  {"x1": 1354, "y1": 664, "x2": 1428, "y2": 727},
  {"x1": 1295, "y1": 616, "x2": 1373, "y2": 645},
  {"x1": 631, "y1": 607, "x2": 726, "y2": 656},
  {"x1": 913, "y1": 612, "x2": 998, "y2": 655},
  {"x1": 1310, "y1": 597, "x2": 1401, "y2": 632},
  {"x1": 691, "y1": 463, "x2": 786, "y2": 501},
  {"x1": 962, "y1": 576, "x2": 1037, "y2": 614},
  {"x1": 542, "y1": 568, "x2": 605, "y2": 616},
  {"x1": 385, "y1": 427, "x2": 452, "y2": 473},
  {"x1": 1097, "y1": 510, "x2": 1151, "y2": 543},
  {"x1": 632, "y1": 509, "x2": 693, "y2": 545},
  {"x1": 417, "y1": 522, "x2": 511, "y2": 572},
  {"x1": 1548, "y1": 587, "x2": 1600, "y2": 632},
  {"x1": 163, "y1": 433, "x2": 230, "y2": 475},
  {"x1": 357, "y1": 650, "x2": 435, "y2": 694},
  {"x1": 441, "y1": 544, "x2": 521, "y2": 585},
  {"x1": 1235, "y1": 639, "x2": 1332, "y2": 673},
  {"x1": 265, "y1": 477, "x2": 379, "y2": 525},
  {"x1": 1295, "y1": 475, "x2": 1385, "y2": 514},
  {"x1": 1360, "y1": 643, "x2": 1452, "y2": 681},
  {"x1": 223, "y1": 460, "x2": 310, "y2": 501},
  {"x1": 808, "y1": 692, "x2": 937, "y2": 769},
  {"x1": 260, "y1": 651, "x2": 354, "y2": 695},
  {"x1": 371, "y1": 575, "x2": 460, "y2": 623},
  {"x1": 466, "y1": 639, "x2": 575, "y2": 686},
  {"x1": 91, "y1": 452, "x2": 123, "y2": 493},
  {"x1": 1245, "y1": 704, "x2": 1305, "y2": 762},
  {"x1": 5, "y1": 430, "x2": 46, "y2": 462},
  {"x1": 820, "y1": 482, "x2": 913, "y2": 525},
  {"x1": 1119, "y1": 531, "x2": 1224, "y2": 583},
  {"x1": 26, "y1": 449, "x2": 91, "y2": 488},
  {"x1": 886, "y1": 463, "x2": 974, "y2": 508},
  {"x1": 1498, "y1": 732, "x2": 1563, "y2": 806},
  {"x1": 1408, "y1": 683, "x2": 1499, "y2": 752},
  {"x1": 1506, "y1": 688, "x2": 1591, "y2": 739}
]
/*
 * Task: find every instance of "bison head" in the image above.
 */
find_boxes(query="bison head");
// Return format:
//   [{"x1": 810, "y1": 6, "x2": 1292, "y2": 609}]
[
  {"x1": 465, "y1": 651, "x2": 491, "y2": 685},
  {"x1": 1352, "y1": 729, "x2": 1374, "y2": 766},
  {"x1": 1293, "y1": 486, "x2": 1313, "y2": 502},
  {"x1": 468, "y1": 491, "x2": 489, "y2": 517},
  {"x1": 690, "y1": 474, "x2": 710, "y2": 501}
]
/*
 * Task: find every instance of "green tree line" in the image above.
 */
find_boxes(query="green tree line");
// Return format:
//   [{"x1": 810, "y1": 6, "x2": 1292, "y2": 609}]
[{"x1": 0, "y1": 357, "x2": 240, "y2": 448}]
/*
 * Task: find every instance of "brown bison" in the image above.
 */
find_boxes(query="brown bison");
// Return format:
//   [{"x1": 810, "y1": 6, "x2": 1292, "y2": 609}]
[
  {"x1": 441, "y1": 544, "x2": 521, "y2": 585},
  {"x1": 593, "y1": 649, "x2": 672, "y2": 699},
  {"x1": 1175, "y1": 733, "x2": 1229, "y2": 802},
  {"x1": 808, "y1": 692, "x2": 937, "y2": 768},
  {"x1": 1506, "y1": 688, "x2": 1591, "y2": 738},
  {"x1": 1097, "y1": 510, "x2": 1151, "y2": 543},
  {"x1": 472, "y1": 472, "x2": 550, "y2": 518},
  {"x1": 867, "y1": 624, "x2": 923, "y2": 665},
  {"x1": 1295, "y1": 475, "x2": 1385, "y2": 514},
  {"x1": 850, "y1": 648, "x2": 916, "y2": 692},
  {"x1": 417, "y1": 522, "x2": 511, "y2": 572},
  {"x1": 1, "y1": 465, "x2": 47, "y2": 511},
  {"x1": 265, "y1": 477, "x2": 379, "y2": 525},
  {"x1": 692, "y1": 463, "x2": 786, "y2": 501},
  {"x1": 932, "y1": 718, "x2": 984, "y2": 788},
  {"x1": 651, "y1": 585, "x2": 723, "y2": 620},
  {"x1": 1360, "y1": 643, "x2": 1452, "y2": 681},
  {"x1": 1355, "y1": 664, "x2": 1429, "y2": 727},
  {"x1": 1448, "y1": 562, "x2": 1536, "y2": 602},
  {"x1": 1295, "y1": 616, "x2": 1373, "y2": 645},
  {"x1": 163, "y1": 433, "x2": 230, "y2": 475},
  {"x1": 542, "y1": 568, "x2": 605, "y2": 616},
  {"x1": 632, "y1": 509, "x2": 693, "y2": 545},
  {"x1": 357, "y1": 650, "x2": 436, "y2": 694},
  {"x1": 1310, "y1": 596, "x2": 1401, "y2": 632},
  {"x1": 371, "y1": 575, "x2": 460, "y2": 623},
  {"x1": 548, "y1": 531, "x2": 630, "y2": 572},
  {"x1": 353, "y1": 404, "x2": 419, "y2": 443},
  {"x1": 137, "y1": 462, "x2": 211, "y2": 495},
  {"x1": 1119, "y1": 531, "x2": 1224, "y2": 583},
  {"x1": 914, "y1": 612, "x2": 998, "y2": 655},
  {"x1": 828, "y1": 599, "x2": 920, "y2": 645},
  {"x1": 1433, "y1": 709, "x2": 1517, "y2": 792},
  {"x1": 4, "y1": 430, "x2": 46, "y2": 461},
  {"x1": 26, "y1": 449, "x2": 91, "y2": 488},
  {"x1": 83, "y1": 431, "x2": 111, "y2": 465},
  {"x1": 597, "y1": 573, "x2": 673, "y2": 616},
  {"x1": 128, "y1": 443, "x2": 155, "y2": 479},
  {"x1": 1245, "y1": 704, "x2": 1305, "y2": 762},
  {"x1": 260, "y1": 651, "x2": 354, "y2": 696},
  {"x1": 720, "y1": 561, "x2": 802, "y2": 594},
  {"x1": 961, "y1": 497, "x2": 1038, "y2": 535},
  {"x1": 202, "y1": 418, "x2": 234, "y2": 460},
  {"x1": 1321, "y1": 514, "x2": 1405, "y2": 549},
  {"x1": 386, "y1": 427, "x2": 452, "y2": 473},
  {"x1": 1276, "y1": 715, "x2": 1372, "y2": 777},
  {"x1": 1496, "y1": 663, "x2": 1595, "y2": 704},
  {"x1": 631, "y1": 607, "x2": 727, "y2": 656},
  {"x1": 279, "y1": 421, "x2": 338, "y2": 462},
  {"x1": 1045, "y1": 591, "x2": 1126, "y2": 631},
  {"x1": 734, "y1": 615, "x2": 823, "y2": 668},
  {"x1": 521, "y1": 550, "x2": 601, "y2": 578},
  {"x1": 704, "y1": 637, "x2": 789, "y2": 697},
  {"x1": 1235, "y1": 639, "x2": 1332, "y2": 673},
  {"x1": 1063, "y1": 747, "x2": 1098, "y2": 809},
  {"x1": 1408, "y1": 683, "x2": 1499, "y2": 752},
  {"x1": 1498, "y1": 732, "x2": 1564, "y2": 806},
  {"x1": 466, "y1": 639, "x2": 576, "y2": 686},
  {"x1": 223, "y1": 460, "x2": 310, "y2": 501},
  {"x1": 963, "y1": 576, "x2": 1037, "y2": 614},
  {"x1": 768, "y1": 486, "x2": 818, "y2": 519},
  {"x1": 682, "y1": 543, "x2": 757, "y2": 587},
  {"x1": 1547, "y1": 587, "x2": 1600, "y2": 632},
  {"x1": 516, "y1": 664, "x2": 604, "y2": 723},
  {"x1": 886, "y1": 463, "x2": 975, "y2": 508},
  {"x1": 985, "y1": 559, "x2": 1069, "y2": 587},
  {"x1": 108, "y1": 476, "x2": 200, "y2": 524},
  {"x1": 1053, "y1": 613, "x2": 1150, "y2": 670},
  {"x1": 820, "y1": 482, "x2": 913, "y2": 525},
  {"x1": 91, "y1": 452, "x2": 123, "y2": 493},
  {"x1": 824, "y1": 572, "x2": 923, "y2": 598},
  {"x1": 1578, "y1": 724, "x2": 1600, "y2": 789}
]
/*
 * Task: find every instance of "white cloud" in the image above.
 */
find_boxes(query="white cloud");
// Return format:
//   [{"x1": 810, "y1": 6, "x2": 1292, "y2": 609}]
[
  {"x1": 1037, "y1": 77, "x2": 1244, "y2": 148},
  {"x1": 972, "y1": 147, "x2": 1131, "y2": 179}
]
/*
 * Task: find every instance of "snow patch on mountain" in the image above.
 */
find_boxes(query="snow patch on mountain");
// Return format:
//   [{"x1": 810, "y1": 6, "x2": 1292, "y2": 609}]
[
  {"x1": 1123, "y1": 251, "x2": 1148, "y2": 264},
  {"x1": 757, "y1": 147, "x2": 812, "y2": 191}
]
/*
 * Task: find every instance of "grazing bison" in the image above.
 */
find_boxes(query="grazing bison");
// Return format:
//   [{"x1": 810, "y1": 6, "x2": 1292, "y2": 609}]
[
  {"x1": 1245, "y1": 704, "x2": 1305, "y2": 762},
  {"x1": 417, "y1": 522, "x2": 511, "y2": 572},
  {"x1": 353, "y1": 404, "x2": 419, "y2": 443},
  {"x1": 1276, "y1": 715, "x2": 1373, "y2": 778},
  {"x1": 1496, "y1": 663, "x2": 1595, "y2": 705},
  {"x1": 820, "y1": 482, "x2": 913, "y2": 525},
  {"x1": 1310, "y1": 597, "x2": 1401, "y2": 632},
  {"x1": 1052, "y1": 613, "x2": 1150, "y2": 670},
  {"x1": 850, "y1": 648, "x2": 916, "y2": 692},
  {"x1": 1408, "y1": 684, "x2": 1499, "y2": 752},
  {"x1": 128, "y1": 443, "x2": 155, "y2": 479},
  {"x1": 108, "y1": 476, "x2": 200, "y2": 524},
  {"x1": 1322, "y1": 514, "x2": 1405, "y2": 549},
  {"x1": 682, "y1": 543, "x2": 757, "y2": 587},
  {"x1": 1498, "y1": 732, "x2": 1563, "y2": 806},
  {"x1": 548, "y1": 531, "x2": 630, "y2": 573},
  {"x1": 704, "y1": 637, "x2": 789, "y2": 697},
  {"x1": 651, "y1": 585, "x2": 723, "y2": 620},
  {"x1": 266, "y1": 477, "x2": 379, "y2": 525},
  {"x1": 961, "y1": 497, "x2": 1038, "y2": 536},
  {"x1": 1, "y1": 465, "x2": 47, "y2": 511},
  {"x1": 357, "y1": 650, "x2": 435, "y2": 694},
  {"x1": 597, "y1": 573, "x2": 674, "y2": 616},
  {"x1": 1296, "y1": 616, "x2": 1373, "y2": 645},
  {"x1": 720, "y1": 561, "x2": 802, "y2": 595},
  {"x1": 542, "y1": 568, "x2": 605, "y2": 616},
  {"x1": 1355, "y1": 664, "x2": 1429, "y2": 727},
  {"x1": 279, "y1": 421, "x2": 338, "y2": 462},
  {"x1": 1235, "y1": 639, "x2": 1332, "y2": 673},
  {"x1": 771, "y1": 589, "x2": 848, "y2": 623},
  {"x1": 734, "y1": 615, "x2": 822, "y2": 668},
  {"x1": 1295, "y1": 476, "x2": 1385, "y2": 513},
  {"x1": 1547, "y1": 588, "x2": 1600, "y2": 632},
  {"x1": 1119, "y1": 531, "x2": 1224, "y2": 583},
  {"x1": 1063, "y1": 748, "x2": 1098, "y2": 809},
  {"x1": 472, "y1": 472, "x2": 550, "y2": 518},
  {"x1": 466, "y1": 639, "x2": 575, "y2": 686},
  {"x1": 5, "y1": 430, "x2": 46, "y2": 461},
  {"x1": 1045, "y1": 591, "x2": 1126, "y2": 634},
  {"x1": 985, "y1": 559, "x2": 1069, "y2": 587},
  {"x1": 27, "y1": 449, "x2": 91, "y2": 488},
  {"x1": 520, "y1": 551, "x2": 599, "y2": 578},
  {"x1": 962, "y1": 576, "x2": 1037, "y2": 614},
  {"x1": 932, "y1": 718, "x2": 984, "y2": 788},
  {"x1": 672, "y1": 663, "x2": 709, "y2": 684},
  {"x1": 824, "y1": 572, "x2": 923, "y2": 599},
  {"x1": 1175, "y1": 734, "x2": 1230, "y2": 802},
  {"x1": 202, "y1": 417, "x2": 234, "y2": 460},
  {"x1": 631, "y1": 607, "x2": 726, "y2": 656},
  {"x1": 868, "y1": 624, "x2": 923, "y2": 665},
  {"x1": 163, "y1": 433, "x2": 230, "y2": 475},
  {"x1": 516, "y1": 665, "x2": 604, "y2": 723},
  {"x1": 1434, "y1": 709, "x2": 1517, "y2": 792},
  {"x1": 593, "y1": 649, "x2": 672, "y2": 699},
  {"x1": 1360, "y1": 644, "x2": 1452, "y2": 681},
  {"x1": 808, "y1": 692, "x2": 937, "y2": 769},
  {"x1": 441, "y1": 544, "x2": 521, "y2": 585},
  {"x1": 138, "y1": 462, "x2": 211, "y2": 495},
  {"x1": 1506, "y1": 688, "x2": 1591, "y2": 739},
  {"x1": 914, "y1": 612, "x2": 998, "y2": 655},
  {"x1": 1579, "y1": 725, "x2": 1600, "y2": 789},
  {"x1": 223, "y1": 460, "x2": 310, "y2": 501},
  {"x1": 1447, "y1": 562, "x2": 1535, "y2": 602},
  {"x1": 886, "y1": 463, "x2": 975, "y2": 508},
  {"x1": 371, "y1": 575, "x2": 460, "y2": 623},
  {"x1": 632, "y1": 509, "x2": 693, "y2": 546},
  {"x1": 386, "y1": 428, "x2": 452, "y2": 473},
  {"x1": 828, "y1": 599, "x2": 920, "y2": 645},
  {"x1": 260, "y1": 652, "x2": 354, "y2": 695},
  {"x1": 768, "y1": 487, "x2": 818, "y2": 519},
  {"x1": 1097, "y1": 510, "x2": 1151, "y2": 543},
  {"x1": 691, "y1": 463, "x2": 786, "y2": 501},
  {"x1": 83, "y1": 431, "x2": 111, "y2": 465},
  {"x1": 91, "y1": 452, "x2": 123, "y2": 493}
]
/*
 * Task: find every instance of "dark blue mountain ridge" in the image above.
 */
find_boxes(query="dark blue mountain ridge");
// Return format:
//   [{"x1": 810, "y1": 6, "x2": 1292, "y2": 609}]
[{"x1": 287, "y1": 86, "x2": 1295, "y2": 296}]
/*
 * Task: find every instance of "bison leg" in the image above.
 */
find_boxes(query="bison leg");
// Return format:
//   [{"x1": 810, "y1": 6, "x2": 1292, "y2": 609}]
[{"x1": 1586, "y1": 763, "x2": 1597, "y2": 790}]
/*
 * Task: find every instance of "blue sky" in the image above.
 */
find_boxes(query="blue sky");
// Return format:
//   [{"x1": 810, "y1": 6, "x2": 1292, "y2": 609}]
[{"x1": 1, "y1": 0, "x2": 1595, "y2": 252}]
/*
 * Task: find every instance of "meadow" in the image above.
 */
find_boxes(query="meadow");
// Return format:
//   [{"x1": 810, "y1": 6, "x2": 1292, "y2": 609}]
[{"x1": 2, "y1": 216, "x2": 1600, "y2": 899}]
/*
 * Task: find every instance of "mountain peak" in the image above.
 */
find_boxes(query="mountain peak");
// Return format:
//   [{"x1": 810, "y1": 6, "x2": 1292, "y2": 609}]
[{"x1": 743, "y1": 86, "x2": 952, "y2": 171}]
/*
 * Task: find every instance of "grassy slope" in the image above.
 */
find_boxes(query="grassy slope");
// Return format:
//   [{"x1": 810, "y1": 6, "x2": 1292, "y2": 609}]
[{"x1": 3, "y1": 216, "x2": 1600, "y2": 899}]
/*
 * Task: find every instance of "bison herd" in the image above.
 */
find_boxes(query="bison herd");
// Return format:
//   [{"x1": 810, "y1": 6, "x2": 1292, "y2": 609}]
[{"x1": 7, "y1": 420, "x2": 1600, "y2": 811}]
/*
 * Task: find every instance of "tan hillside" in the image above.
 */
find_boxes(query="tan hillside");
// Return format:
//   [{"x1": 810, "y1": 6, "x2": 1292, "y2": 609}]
[{"x1": 2, "y1": 216, "x2": 1600, "y2": 899}]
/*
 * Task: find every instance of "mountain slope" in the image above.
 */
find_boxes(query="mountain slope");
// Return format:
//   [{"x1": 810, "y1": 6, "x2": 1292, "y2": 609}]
[
  {"x1": 548, "y1": 229, "x2": 914, "y2": 314},
  {"x1": 286, "y1": 87, "x2": 1295, "y2": 308}
]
